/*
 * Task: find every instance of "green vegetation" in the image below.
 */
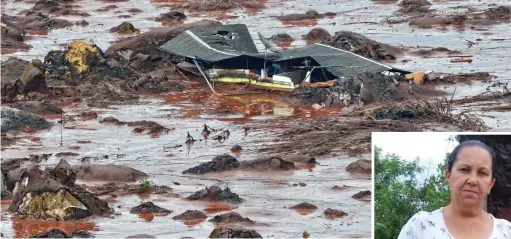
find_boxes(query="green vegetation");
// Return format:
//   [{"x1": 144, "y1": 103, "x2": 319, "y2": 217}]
[
  {"x1": 139, "y1": 177, "x2": 151, "y2": 192},
  {"x1": 374, "y1": 146, "x2": 451, "y2": 239}
]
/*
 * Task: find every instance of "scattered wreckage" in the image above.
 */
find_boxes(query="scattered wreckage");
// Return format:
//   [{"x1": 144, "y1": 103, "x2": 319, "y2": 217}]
[{"x1": 159, "y1": 24, "x2": 436, "y2": 100}]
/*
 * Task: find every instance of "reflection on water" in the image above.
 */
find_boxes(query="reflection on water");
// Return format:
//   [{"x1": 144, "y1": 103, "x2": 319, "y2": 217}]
[{"x1": 11, "y1": 217, "x2": 96, "y2": 238}]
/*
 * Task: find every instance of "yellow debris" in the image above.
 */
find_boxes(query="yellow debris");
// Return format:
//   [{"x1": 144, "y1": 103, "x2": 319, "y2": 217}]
[
  {"x1": 405, "y1": 71, "x2": 426, "y2": 85},
  {"x1": 18, "y1": 189, "x2": 87, "y2": 220},
  {"x1": 65, "y1": 41, "x2": 100, "y2": 73}
]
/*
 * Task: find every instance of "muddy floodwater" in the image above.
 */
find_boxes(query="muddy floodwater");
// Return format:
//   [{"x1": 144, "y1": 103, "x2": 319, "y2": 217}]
[{"x1": 1, "y1": 0, "x2": 511, "y2": 238}]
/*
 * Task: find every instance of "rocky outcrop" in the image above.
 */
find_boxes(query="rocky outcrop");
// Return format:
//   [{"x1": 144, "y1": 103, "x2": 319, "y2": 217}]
[
  {"x1": 183, "y1": 154, "x2": 240, "y2": 174},
  {"x1": 187, "y1": 186, "x2": 243, "y2": 204},
  {"x1": 1, "y1": 107, "x2": 51, "y2": 132},
  {"x1": 172, "y1": 210, "x2": 207, "y2": 220},
  {"x1": 130, "y1": 202, "x2": 172, "y2": 214},
  {"x1": 346, "y1": 159, "x2": 371, "y2": 174},
  {"x1": 209, "y1": 226, "x2": 262, "y2": 238},
  {"x1": 321, "y1": 31, "x2": 402, "y2": 60}
]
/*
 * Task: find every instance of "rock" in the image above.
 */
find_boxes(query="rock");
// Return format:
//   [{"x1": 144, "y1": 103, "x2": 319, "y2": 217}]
[
  {"x1": 70, "y1": 231, "x2": 95, "y2": 238},
  {"x1": 321, "y1": 31, "x2": 402, "y2": 60},
  {"x1": 73, "y1": 164, "x2": 148, "y2": 182},
  {"x1": 289, "y1": 202, "x2": 317, "y2": 209},
  {"x1": 127, "y1": 8, "x2": 143, "y2": 13},
  {"x1": 1, "y1": 57, "x2": 30, "y2": 102},
  {"x1": 30, "y1": 229, "x2": 69, "y2": 238},
  {"x1": 408, "y1": 17, "x2": 453, "y2": 28},
  {"x1": 1, "y1": 107, "x2": 51, "y2": 132},
  {"x1": 277, "y1": 10, "x2": 324, "y2": 21},
  {"x1": 79, "y1": 112, "x2": 98, "y2": 120},
  {"x1": 85, "y1": 182, "x2": 172, "y2": 196},
  {"x1": 19, "y1": 63, "x2": 47, "y2": 93},
  {"x1": 31, "y1": 0, "x2": 89, "y2": 16},
  {"x1": 64, "y1": 41, "x2": 105, "y2": 74},
  {"x1": 398, "y1": 0, "x2": 432, "y2": 13},
  {"x1": 16, "y1": 12, "x2": 73, "y2": 31},
  {"x1": 8, "y1": 167, "x2": 113, "y2": 220},
  {"x1": 282, "y1": 155, "x2": 316, "y2": 164},
  {"x1": 324, "y1": 208, "x2": 348, "y2": 219},
  {"x1": 239, "y1": 157, "x2": 295, "y2": 171},
  {"x1": 482, "y1": 6, "x2": 511, "y2": 20},
  {"x1": 187, "y1": 186, "x2": 243, "y2": 204},
  {"x1": 346, "y1": 159, "x2": 371, "y2": 174},
  {"x1": 172, "y1": 210, "x2": 207, "y2": 220},
  {"x1": 109, "y1": 22, "x2": 140, "y2": 35},
  {"x1": 304, "y1": 28, "x2": 331, "y2": 42},
  {"x1": 106, "y1": 21, "x2": 221, "y2": 62},
  {"x1": 303, "y1": 231, "x2": 310, "y2": 238},
  {"x1": 209, "y1": 225, "x2": 262, "y2": 238},
  {"x1": 270, "y1": 33, "x2": 294, "y2": 42},
  {"x1": 231, "y1": 145, "x2": 242, "y2": 153},
  {"x1": 75, "y1": 20, "x2": 89, "y2": 26},
  {"x1": 125, "y1": 235, "x2": 156, "y2": 239},
  {"x1": 10, "y1": 101, "x2": 63, "y2": 115},
  {"x1": 352, "y1": 190, "x2": 371, "y2": 201},
  {"x1": 130, "y1": 202, "x2": 172, "y2": 214},
  {"x1": 0, "y1": 16, "x2": 31, "y2": 54},
  {"x1": 79, "y1": 80, "x2": 139, "y2": 108},
  {"x1": 183, "y1": 154, "x2": 240, "y2": 174},
  {"x1": 155, "y1": 11, "x2": 187, "y2": 22},
  {"x1": 208, "y1": 212, "x2": 254, "y2": 224}
]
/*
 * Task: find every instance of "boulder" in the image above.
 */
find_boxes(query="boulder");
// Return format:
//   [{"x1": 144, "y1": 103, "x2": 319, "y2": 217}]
[
  {"x1": 324, "y1": 208, "x2": 348, "y2": 219},
  {"x1": 109, "y1": 22, "x2": 140, "y2": 35},
  {"x1": 304, "y1": 28, "x2": 331, "y2": 42},
  {"x1": 289, "y1": 202, "x2": 317, "y2": 210},
  {"x1": 208, "y1": 212, "x2": 254, "y2": 224},
  {"x1": 187, "y1": 186, "x2": 243, "y2": 204},
  {"x1": 0, "y1": 16, "x2": 31, "y2": 54},
  {"x1": 172, "y1": 210, "x2": 207, "y2": 220},
  {"x1": 130, "y1": 202, "x2": 172, "y2": 214},
  {"x1": 19, "y1": 63, "x2": 48, "y2": 93},
  {"x1": 346, "y1": 159, "x2": 371, "y2": 174},
  {"x1": 209, "y1": 225, "x2": 262, "y2": 238},
  {"x1": 1, "y1": 107, "x2": 51, "y2": 132},
  {"x1": 72, "y1": 164, "x2": 148, "y2": 182},
  {"x1": 182, "y1": 154, "x2": 240, "y2": 174},
  {"x1": 8, "y1": 167, "x2": 113, "y2": 220},
  {"x1": 10, "y1": 101, "x2": 63, "y2": 115}
]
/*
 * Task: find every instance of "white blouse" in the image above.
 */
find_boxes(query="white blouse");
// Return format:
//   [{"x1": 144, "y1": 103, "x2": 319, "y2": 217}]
[{"x1": 397, "y1": 208, "x2": 511, "y2": 239}]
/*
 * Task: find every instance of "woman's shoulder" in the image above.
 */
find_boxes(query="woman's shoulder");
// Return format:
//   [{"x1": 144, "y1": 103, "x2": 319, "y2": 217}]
[
  {"x1": 408, "y1": 208, "x2": 443, "y2": 223},
  {"x1": 398, "y1": 209, "x2": 445, "y2": 238},
  {"x1": 492, "y1": 215, "x2": 511, "y2": 232}
]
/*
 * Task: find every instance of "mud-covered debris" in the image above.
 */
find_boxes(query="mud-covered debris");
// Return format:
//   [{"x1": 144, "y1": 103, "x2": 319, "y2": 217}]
[
  {"x1": 79, "y1": 112, "x2": 98, "y2": 120},
  {"x1": 481, "y1": 6, "x2": 511, "y2": 20},
  {"x1": 100, "y1": 116, "x2": 172, "y2": 136},
  {"x1": 1, "y1": 57, "x2": 29, "y2": 102},
  {"x1": 303, "y1": 231, "x2": 310, "y2": 238},
  {"x1": 109, "y1": 22, "x2": 140, "y2": 35},
  {"x1": 441, "y1": 72, "x2": 492, "y2": 84},
  {"x1": 187, "y1": 186, "x2": 243, "y2": 204},
  {"x1": 85, "y1": 182, "x2": 172, "y2": 196},
  {"x1": 29, "y1": 229, "x2": 69, "y2": 238},
  {"x1": 289, "y1": 202, "x2": 318, "y2": 210},
  {"x1": 1, "y1": 107, "x2": 52, "y2": 132},
  {"x1": 212, "y1": 130, "x2": 230, "y2": 142},
  {"x1": 130, "y1": 202, "x2": 172, "y2": 214},
  {"x1": 8, "y1": 167, "x2": 114, "y2": 220},
  {"x1": 73, "y1": 164, "x2": 148, "y2": 182},
  {"x1": 10, "y1": 101, "x2": 63, "y2": 115},
  {"x1": 185, "y1": 132, "x2": 196, "y2": 144},
  {"x1": 184, "y1": 0, "x2": 265, "y2": 12},
  {"x1": 172, "y1": 210, "x2": 207, "y2": 220},
  {"x1": 209, "y1": 212, "x2": 255, "y2": 224},
  {"x1": 324, "y1": 208, "x2": 348, "y2": 219},
  {"x1": 304, "y1": 28, "x2": 331, "y2": 42},
  {"x1": 270, "y1": 33, "x2": 294, "y2": 42},
  {"x1": 277, "y1": 10, "x2": 334, "y2": 21},
  {"x1": 352, "y1": 190, "x2": 371, "y2": 201},
  {"x1": 31, "y1": 0, "x2": 90, "y2": 16},
  {"x1": 130, "y1": 75, "x2": 185, "y2": 93},
  {"x1": 183, "y1": 154, "x2": 240, "y2": 174},
  {"x1": 398, "y1": 0, "x2": 432, "y2": 14},
  {"x1": 321, "y1": 31, "x2": 402, "y2": 60},
  {"x1": 125, "y1": 235, "x2": 156, "y2": 239},
  {"x1": 346, "y1": 159, "x2": 371, "y2": 174},
  {"x1": 239, "y1": 157, "x2": 296, "y2": 171},
  {"x1": 155, "y1": 11, "x2": 187, "y2": 22},
  {"x1": 209, "y1": 225, "x2": 262, "y2": 238},
  {"x1": 75, "y1": 20, "x2": 89, "y2": 26},
  {"x1": 13, "y1": 12, "x2": 73, "y2": 31},
  {"x1": 106, "y1": 21, "x2": 221, "y2": 62}
]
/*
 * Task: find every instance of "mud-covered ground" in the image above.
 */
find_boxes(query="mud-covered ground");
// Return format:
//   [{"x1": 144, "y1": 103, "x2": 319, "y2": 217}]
[{"x1": 1, "y1": 0, "x2": 511, "y2": 238}]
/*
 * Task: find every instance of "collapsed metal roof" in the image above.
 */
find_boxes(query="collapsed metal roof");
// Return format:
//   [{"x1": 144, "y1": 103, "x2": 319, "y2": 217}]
[{"x1": 158, "y1": 24, "x2": 402, "y2": 77}]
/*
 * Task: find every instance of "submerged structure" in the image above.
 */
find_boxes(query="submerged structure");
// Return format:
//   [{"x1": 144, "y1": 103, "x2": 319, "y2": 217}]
[{"x1": 159, "y1": 24, "x2": 409, "y2": 92}]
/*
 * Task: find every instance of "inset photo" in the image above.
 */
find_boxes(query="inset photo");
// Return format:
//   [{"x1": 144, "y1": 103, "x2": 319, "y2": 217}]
[{"x1": 373, "y1": 132, "x2": 511, "y2": 239}]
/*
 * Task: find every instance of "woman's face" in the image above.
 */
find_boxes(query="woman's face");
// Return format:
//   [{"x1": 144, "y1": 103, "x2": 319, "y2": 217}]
[{"x1": 445, "y1": 146, "x2": 495, "y2": 208}]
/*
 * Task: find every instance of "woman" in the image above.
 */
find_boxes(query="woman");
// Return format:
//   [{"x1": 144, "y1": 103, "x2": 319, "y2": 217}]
[{"x1": 398, "y1": 140, "x2": 511, "y2": 239}]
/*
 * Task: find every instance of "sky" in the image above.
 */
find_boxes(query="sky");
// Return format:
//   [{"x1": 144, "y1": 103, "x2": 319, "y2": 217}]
[{"x1": 372, "y1": 132, "x2": 459, "y2": 178}]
